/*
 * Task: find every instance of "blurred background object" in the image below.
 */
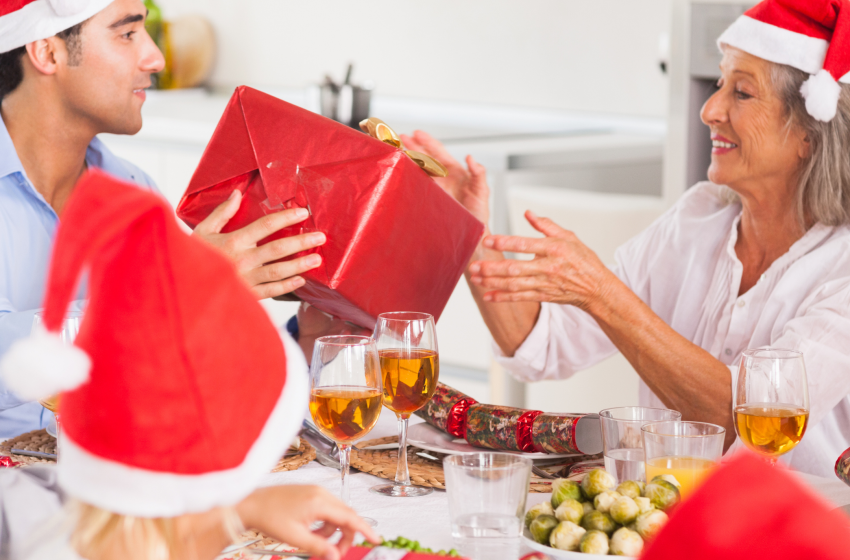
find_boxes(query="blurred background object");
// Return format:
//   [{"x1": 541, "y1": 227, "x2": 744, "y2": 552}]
[
  {"x1": 144, "y1": 0, "x2": 216, "y2": 90},
  {"x1": 312, "y1": 63, "x2": 374, "y2": 127}
]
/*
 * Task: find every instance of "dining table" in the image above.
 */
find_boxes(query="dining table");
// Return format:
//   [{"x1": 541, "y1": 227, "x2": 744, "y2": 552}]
[{"x1": 260, "y1": 412, "x2": 850, "y2": 558}]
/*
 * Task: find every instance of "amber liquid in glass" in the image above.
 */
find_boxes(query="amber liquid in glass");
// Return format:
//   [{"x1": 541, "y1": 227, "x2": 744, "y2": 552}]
[
  {"x1": 379, "y1": 349, "x2": 439, "y2": 414},
  {"x1": 39, "y1": 395, "x2": 59, "y2": 413},
  {"x1": 734, "y1": 404, "x2": 809, "y2": 457},
  {"x1": 645, "y1": 456, "x2": 716, "y2": 497},
  {"x1": 309, "y1": 386, "x2": 382, "y2": 443}
]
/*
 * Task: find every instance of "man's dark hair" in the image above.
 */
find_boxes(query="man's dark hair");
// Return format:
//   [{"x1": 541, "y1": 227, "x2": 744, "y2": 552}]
[{"x1": 0, "y1": 22, "x2": 85, "y2": 102}]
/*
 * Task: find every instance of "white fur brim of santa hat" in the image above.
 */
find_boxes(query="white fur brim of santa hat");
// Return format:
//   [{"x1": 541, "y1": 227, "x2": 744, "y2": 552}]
[
  {"x1": 57, "y1": 330, "x2": 308, "y2": 518},
  {"x1": 0, "y1": 0, "x2": 115, "y2": 54}
]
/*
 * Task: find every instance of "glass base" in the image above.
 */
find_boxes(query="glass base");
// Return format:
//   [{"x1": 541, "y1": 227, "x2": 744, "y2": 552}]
[
  {"x1": 369, "y1": 483, "x2": 433, "y2": 497},
  {"x1": 363, "y1": 517, "x2": 378, "y2": 527}
]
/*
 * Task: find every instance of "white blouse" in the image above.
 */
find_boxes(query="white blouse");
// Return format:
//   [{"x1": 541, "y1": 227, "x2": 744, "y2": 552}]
[{"x1": 495, "y1": 182, "x2": 850, "y2": 478}]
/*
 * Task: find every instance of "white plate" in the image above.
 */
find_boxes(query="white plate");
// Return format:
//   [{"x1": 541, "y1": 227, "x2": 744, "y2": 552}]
[
  {"x1": 406, "y1": 422, "x2": 578, "y2": 459},
  {"x1": 522, "y1": 528, "x2": 636, "y2": 559}
]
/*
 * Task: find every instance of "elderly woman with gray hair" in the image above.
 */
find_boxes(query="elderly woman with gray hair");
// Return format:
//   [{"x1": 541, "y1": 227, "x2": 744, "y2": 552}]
[{"x1": 403, "y1": 0, "x2": 850, "y2": 477}]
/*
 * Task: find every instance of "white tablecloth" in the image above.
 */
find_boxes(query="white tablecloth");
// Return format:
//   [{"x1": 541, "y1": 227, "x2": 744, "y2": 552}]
[{"x1": 261, "y1": 413, "x2": 850, "y2": 556}]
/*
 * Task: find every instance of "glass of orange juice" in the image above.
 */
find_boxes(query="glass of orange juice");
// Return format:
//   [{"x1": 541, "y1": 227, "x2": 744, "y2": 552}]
[{"x1": 641, "y1": 421, "x2": 725, "y2": 498}]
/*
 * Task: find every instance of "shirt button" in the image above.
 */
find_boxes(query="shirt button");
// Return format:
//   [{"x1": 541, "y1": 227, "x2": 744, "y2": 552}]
[
  {"x1": 737, "y1": 300, "x2": 746, "y2": 308},
  {"x1": 725, "y1": 348, "x2": 732, "y2": 356}
]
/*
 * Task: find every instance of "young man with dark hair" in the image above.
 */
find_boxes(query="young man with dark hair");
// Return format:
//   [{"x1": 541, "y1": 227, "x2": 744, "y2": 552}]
[{"x1": 0, "y1": 0, "x2": 326, "y2": 437}]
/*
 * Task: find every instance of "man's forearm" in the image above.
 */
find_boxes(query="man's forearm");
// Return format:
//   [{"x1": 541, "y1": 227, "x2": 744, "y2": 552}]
[{"x1": 464, "y1": 246, "x2": 541, "y2": 357}]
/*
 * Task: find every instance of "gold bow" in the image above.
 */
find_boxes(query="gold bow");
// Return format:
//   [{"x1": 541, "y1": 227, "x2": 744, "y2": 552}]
[{"x1": 359, "y1": 118, "x2": 448, "y2": 178}]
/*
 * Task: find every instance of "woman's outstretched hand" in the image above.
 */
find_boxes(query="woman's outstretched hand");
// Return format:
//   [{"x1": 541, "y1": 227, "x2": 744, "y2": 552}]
[
  {"x1": 400, "y1": 130, "x2": 490, "y2": 224},
  {"x1": 468, "y1": 210, "x2": 615, "y2": 309}
]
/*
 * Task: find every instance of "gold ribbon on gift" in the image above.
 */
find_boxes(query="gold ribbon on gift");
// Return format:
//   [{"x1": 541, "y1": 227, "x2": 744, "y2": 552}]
[{"x1": 359, "y1": 118, "x2": 448, "y2": 178}]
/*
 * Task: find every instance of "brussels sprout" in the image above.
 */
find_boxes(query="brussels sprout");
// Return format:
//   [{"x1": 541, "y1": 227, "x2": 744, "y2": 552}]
[
  {"x1": 550, "y1": 479, "x2": 583, "y2": 509},
  {"x1": 579, "y1": 530, "x2": 610, "y2": 555},
  {"x1": 593, "y1": 490, "x2": 621, "y2": 513},
  {"x1": 582, "y1": 501, "x2": 595, "y2": 515},
  {"x1": 609, "y1": 495, "x2": 640, "y2": 525},
  {"x1": 580, "y1": 510, "x2": 617, "y2": 536},
  {"x1": 610, "y1": 527, "x2": 645, "y2": 556},
  {"x1": 625, "y1": 521, "x2": 638, "y2": 532},
  {"x1": 644, "y1": 479, "x2": 680, "y2": 511},
  {"x1": 651, "y1": 474, "x2": 681, "y2": 489},
  {"x1": 635, "y1": 496, "x2": 654, "y2": 514},
  {"x1": 528, "y1": 514, "x2": 558, "y2": 544},
  {"x1": 549, "y1": 521, "x2": 586, "y2": 551},
  {"x1": 580, "y1": 468, "x2": 616, "y2": 499},
  {"x1": 616, "y1": 480, "x2": 644, "y2": 499},
  {"x1": 554, "y1": 499, "x2": 585, "y2": 525},
  {"x1": 529, "y1": 514, "x2": 559, "y2": 544},
  {"x1": 525, "y1": 501, "x2": 555, "y2": 528},
  {"x1": 635, "y1": 509, "x2": 669, "y2": 541}
]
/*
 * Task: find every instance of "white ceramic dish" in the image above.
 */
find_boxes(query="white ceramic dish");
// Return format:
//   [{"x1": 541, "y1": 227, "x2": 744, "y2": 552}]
[
  {"x1": 407, "y1": 422, "x2": 577, "y2": 459},
  {"x1": 522, "y1": 527, "x2": 636, "y2": 559}
]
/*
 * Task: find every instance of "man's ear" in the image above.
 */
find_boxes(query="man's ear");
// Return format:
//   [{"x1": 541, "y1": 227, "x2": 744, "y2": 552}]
[{"x1": 25, "y1": 37, "x2": 64, "y2": 76}]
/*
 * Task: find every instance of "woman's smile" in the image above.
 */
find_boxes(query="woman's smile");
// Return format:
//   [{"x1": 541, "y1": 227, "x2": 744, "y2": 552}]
[{"x1": 711, "y1": 133, "x2": 738, "y2": 154}]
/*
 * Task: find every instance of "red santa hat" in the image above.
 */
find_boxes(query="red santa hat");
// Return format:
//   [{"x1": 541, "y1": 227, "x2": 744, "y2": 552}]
[
  {"x1": 0, "y1": 170, "x2": 307, "y2": 518},
  {"x1": 0, "y1": 0, "x2": 114, "y2": 54},
  {"x1": 718, "y1": 0, "x2": 850, "y2": 122}
]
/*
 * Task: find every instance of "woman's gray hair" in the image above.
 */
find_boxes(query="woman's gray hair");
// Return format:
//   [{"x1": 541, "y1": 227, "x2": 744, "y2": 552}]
[{"x1": 770, "y1": 63, "x2": 850, "y2": 227}]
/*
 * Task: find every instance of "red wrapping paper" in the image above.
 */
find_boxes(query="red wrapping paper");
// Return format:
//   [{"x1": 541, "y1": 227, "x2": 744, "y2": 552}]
[
  {"x1": 464, "y1": 404, "x2": 543, "y2": 452},
  {"x1": 0, "y1": 456, "x2": 18, "y2": 467},
  {"x1": 414, "y1": 382, "x2": 477, "y2": 437},
  {"x1": 176, "y1": 87, "x2": 485, "y2": 328},
  {"x1": 837, "y1": 446, "x2": 850, "y2": 486}
]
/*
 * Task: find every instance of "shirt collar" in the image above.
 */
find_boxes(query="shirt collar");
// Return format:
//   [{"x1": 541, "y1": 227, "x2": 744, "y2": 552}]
[{"x1": 0, "y1": 112, "x2": 24, "y2": 180}]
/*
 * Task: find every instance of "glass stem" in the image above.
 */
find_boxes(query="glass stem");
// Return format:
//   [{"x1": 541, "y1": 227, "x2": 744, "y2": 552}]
[
  {"x1": 339, "y1": 443, "x2": 351, "y2": 507},
  {"x1": 395, "y1": 413, "x2": 411, "y2": 486}
]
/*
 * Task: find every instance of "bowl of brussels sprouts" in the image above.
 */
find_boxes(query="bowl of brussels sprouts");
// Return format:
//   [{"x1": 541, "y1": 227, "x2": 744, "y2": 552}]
[{"x1": 522, "y1": 469, "x2": 680, "y2": 558}]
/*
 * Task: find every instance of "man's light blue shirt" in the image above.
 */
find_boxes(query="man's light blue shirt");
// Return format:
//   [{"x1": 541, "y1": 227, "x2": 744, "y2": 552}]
[{"x1": 0, "y1": 115, "x2": 157, "y2": 439}]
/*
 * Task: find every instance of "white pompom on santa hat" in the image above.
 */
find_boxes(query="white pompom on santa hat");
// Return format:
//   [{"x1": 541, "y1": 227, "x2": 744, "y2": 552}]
[
  {"x1": 0, "y1": 0, "x2": 115, "y2": 54},
  {"x1": 0, "y1": 170, "x2": 307, "y2": 517},
  {"x1": 718, "y1": 0, "x2": 850, "y2": 122}
]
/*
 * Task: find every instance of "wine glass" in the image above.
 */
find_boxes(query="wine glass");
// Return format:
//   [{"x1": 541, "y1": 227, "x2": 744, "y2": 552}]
[
  {"x1": 309, "y1": 336, "x2": 383, "y2": 525},
  {"x1": 32, "y1": 310, "x2": 83, "y2": 432},
  {"x1": 370, "y1": 312, "x2": 439, "y2": 497},
  {"x1": 734, "y1": 348, "x2": 810, "y2": 465}
]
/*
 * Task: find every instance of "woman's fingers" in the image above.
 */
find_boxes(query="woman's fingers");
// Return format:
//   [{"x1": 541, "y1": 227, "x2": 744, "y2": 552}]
[
  {"x1": 482, "y1": 234, "x2": 552, "y2": 254},
  {"x1": 469, "y1": 258, "x2": 553, "y2": 278},
  {"x1": 250, "y1": 231, "x2": 326, "y2": 268},
  {"x1": 470, "y1": 274, "x2": 549, "y2": 292},
  {"x1": 525, "y1": 210, "x2": 568, "y2": 238},
  {"x1": 410, "y1": 130, "x2": 463, "y2": 170},
  {"x1": 482, "y1": 289, "x2": 549, "y2": 303},
  {"x1": 281, "y1": 526, "x2": 340, "y2": 560},
  {"x1": 194, "y1": 190, "x2": 242, "y2": 236}
]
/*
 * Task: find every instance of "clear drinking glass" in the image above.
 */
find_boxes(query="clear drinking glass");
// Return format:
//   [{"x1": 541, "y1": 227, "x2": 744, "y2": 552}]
[
  {"x1": 444, "y1": 453, "x2": 531, "y2": 560},
  {"x1": 370, "y1": 312, "x2": 439, "y2": 497},
  {"x1": 308, "y1": 336, "x2": 382, "y2": 525},
  {"x1": 642, "y1": 421, "x2": 725, "y2": 498},
  {"x1": 734, "y1": 348, "x2": 810, "y2": 465},
  {"x1": 32, "y1": 310, "x2": 83, "y2": 419},
  {"x1": 599, "y1": 406, "x2": 682, "y2": 483}
]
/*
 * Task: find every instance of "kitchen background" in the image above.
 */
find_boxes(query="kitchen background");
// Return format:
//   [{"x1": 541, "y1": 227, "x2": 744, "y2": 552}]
[{"x1": 101, "y1": 0, "x2": 749, "y2": 414}]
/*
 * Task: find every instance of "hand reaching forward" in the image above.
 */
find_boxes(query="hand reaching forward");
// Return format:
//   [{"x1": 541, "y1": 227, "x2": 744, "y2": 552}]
[
  {"x1": 468, "y1": 211, "x2": 615, "y2": 309},
  {"x1": 237, "y1": 485, "x2": 379, "y2": 560},
  {"x1": 400, "y1": 130, "x2": 490, "y2": 224},
  {"x1": 192, "y1": 190, "x2": 326, "y2": 300}
]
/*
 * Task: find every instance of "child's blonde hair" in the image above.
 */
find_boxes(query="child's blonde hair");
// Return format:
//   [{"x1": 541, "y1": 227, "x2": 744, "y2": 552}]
[{"x1": 69, "y1": 501, "x2": 244, "y2": 560}]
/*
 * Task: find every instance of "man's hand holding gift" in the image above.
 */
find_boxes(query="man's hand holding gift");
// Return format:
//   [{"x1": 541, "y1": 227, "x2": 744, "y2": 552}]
[{"x1": 192, "y1": 190, "x2": 327, "y2": 299}]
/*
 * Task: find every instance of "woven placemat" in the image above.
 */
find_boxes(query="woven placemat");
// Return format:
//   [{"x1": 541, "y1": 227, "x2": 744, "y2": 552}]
[
  {"x1": 0, "y1": 429, "x2": 56, "y2": 466},
  {"x1": 271, "y1": 438, "x2": 315, "y2": 473},
  {"x1": 351, "y1": 436, "x2": 563, "y2": 492}
]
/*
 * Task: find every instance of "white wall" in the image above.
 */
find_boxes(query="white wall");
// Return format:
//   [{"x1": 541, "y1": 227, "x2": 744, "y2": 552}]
[{"x1": 157, "y1": 0, "x2": 672, "y2": 118}]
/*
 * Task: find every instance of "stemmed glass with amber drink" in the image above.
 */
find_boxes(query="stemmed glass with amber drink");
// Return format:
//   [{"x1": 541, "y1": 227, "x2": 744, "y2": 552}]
[
  {"x1": 309, "y1": 336, "x2": 383, "y2": 524},
  {"x1": 370, "y1": 312, "x2": 439, "y2": 497},
  {"x1": 734, "y1": 348, "x2": 810, "y2": 465}
]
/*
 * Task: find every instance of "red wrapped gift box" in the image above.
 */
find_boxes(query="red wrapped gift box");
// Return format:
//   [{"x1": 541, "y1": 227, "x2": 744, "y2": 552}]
[{"x1": 177, "y1": 87, "x2": 485, "y2": 328}]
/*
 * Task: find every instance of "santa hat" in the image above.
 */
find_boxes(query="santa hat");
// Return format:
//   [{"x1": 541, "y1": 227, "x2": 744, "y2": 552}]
[
  {"x1": 718, "y1": 0, "x2": 850, "y2": 122},
  {"x1": 0, "y1": 0, "x2": 114, "y2": 54},
  {"x1": 0, "y1": 170, "x2": 307, "y2": 518}
]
